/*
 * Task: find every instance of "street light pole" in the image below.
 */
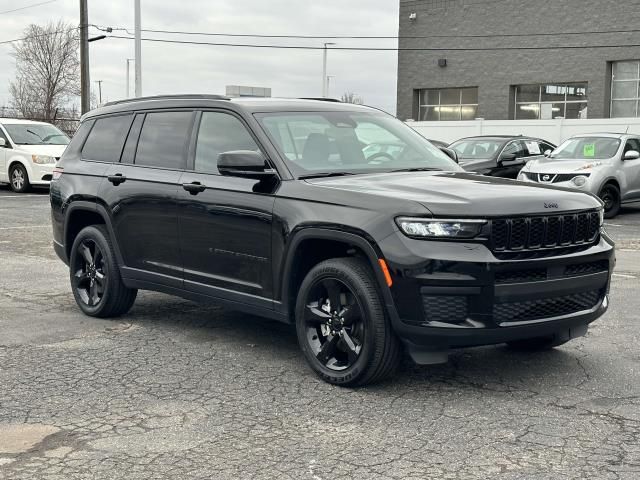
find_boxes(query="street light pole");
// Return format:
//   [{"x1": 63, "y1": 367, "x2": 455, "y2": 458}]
[
  {"x1": 79, "y1": 0, "x2": 90, "y2": 114},
  {"x1": 95, "y1": 80, "x2": 103, "y2": 104},
  {"x1": 126, "y1": 58, "x2": 134, "y2": 98},
  {"x1": 134, "y1": 0, "x2": 142, "y2": 97},
  {"x1": 322, "y1": 42, "x2": 336, "y2": 97}
]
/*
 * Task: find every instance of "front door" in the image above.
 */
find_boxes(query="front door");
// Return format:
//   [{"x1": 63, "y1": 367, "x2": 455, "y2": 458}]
[
  {"x1": 0, "y1": 128, "x2": 9, "y2": 183},
  {"x1": 621, "y1": 138, "x2": 640, "y2": 201},
  {"x1": 178, "y1": 111, "x2": 276, "y2": 307},
  {"x1": 97, "y1": 111, "x2": 195, "y2": 286}
]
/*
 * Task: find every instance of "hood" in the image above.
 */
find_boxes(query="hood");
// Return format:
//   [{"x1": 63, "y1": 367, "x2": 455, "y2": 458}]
[
  {"x1": 305, "y1": 172, "x2": 601, "y2": 217},
  {"x1": 15, "y1": 144, "x2": 67, "y2": 158},
  {"x1": 525, "y1": 157, "x2": 613, "y2": 173}
]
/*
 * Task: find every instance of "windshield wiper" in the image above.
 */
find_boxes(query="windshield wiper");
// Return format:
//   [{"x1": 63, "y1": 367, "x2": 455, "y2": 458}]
[
  {"x1": 27, "y1": 129, "x2": 45, "y2": 141},
  {"x1": 389, "y1": 167, "x2": 443, "y2": 173},
  {"x1": 299, "y1": 172, "x2": 357, "y2": 180}
]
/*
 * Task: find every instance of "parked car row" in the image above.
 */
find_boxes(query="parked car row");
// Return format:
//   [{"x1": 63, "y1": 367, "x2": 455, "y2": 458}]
[{"x1": 429, "y1": 133, "x2": 640, "y2": 218}]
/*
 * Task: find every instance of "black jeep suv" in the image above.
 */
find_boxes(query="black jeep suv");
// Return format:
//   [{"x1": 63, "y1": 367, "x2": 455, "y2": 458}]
[{"x1": 51, "y1": 95, "x2": 614, "y2": 386}]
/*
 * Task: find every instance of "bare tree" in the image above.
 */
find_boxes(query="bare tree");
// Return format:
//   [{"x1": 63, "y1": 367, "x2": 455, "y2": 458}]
[
  {"x1": 341, "y1": 92, "x2": 364, "y2": 105},
  {"x1": 9, "y1": 20, "x2": 79, "y2": 122}
]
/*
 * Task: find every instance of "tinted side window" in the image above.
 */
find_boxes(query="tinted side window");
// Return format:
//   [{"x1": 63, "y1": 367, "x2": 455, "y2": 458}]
[
  {"x1": 501, "y1": 141, "x2": 527, "y2": 160},
  {"x1": 82, "y1": 115, "x2": 133, "y2": 162},
  {"x1": 624, "y1": 138, "x2": 640, "y2": 153},
  {"x1": 121, "y1": 114, "x2": 145, "y2": 163},
  {"x1": 135, "y1": 111, "x2": 193, "y2": 169},
  {"x1": 195, "y1": 112, "x2": 260, "y2": 174}
]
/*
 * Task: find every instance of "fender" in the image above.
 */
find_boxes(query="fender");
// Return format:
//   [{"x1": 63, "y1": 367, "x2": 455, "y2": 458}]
[
  {"x1": 277, "y1": 227, "x2": 400, "y2": 322},
  {"x1": 596, "y1": 175, "x2": 622, "y2": 196},
  {"x1": 64, "y1": 201, "x2": 126, "y2": 267}
]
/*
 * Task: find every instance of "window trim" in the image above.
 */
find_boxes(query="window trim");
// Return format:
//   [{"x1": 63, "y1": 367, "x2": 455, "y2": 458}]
[{"x1": 513, "y1": 83, "x2": 588, "y2": 120}]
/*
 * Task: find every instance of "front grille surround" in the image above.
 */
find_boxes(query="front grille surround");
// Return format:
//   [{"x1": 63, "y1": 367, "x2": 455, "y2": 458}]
[{"x1": 491, "y1": 210, "x2": 600, "y2": 254}]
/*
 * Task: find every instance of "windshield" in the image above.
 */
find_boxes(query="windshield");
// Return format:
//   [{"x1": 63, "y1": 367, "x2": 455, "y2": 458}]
[
  {"x1": 255, "y1": 111, "x2": 460, "y2": 177},
  {"x1": 450, "y1": 139, "x2": 505, "y2": 159},
  {"x1": 3, "y1": 123, "x2": 70, "y2": 145},
  {"x1": 551, "y1": 137, "x2": 620, "y2": 160}
]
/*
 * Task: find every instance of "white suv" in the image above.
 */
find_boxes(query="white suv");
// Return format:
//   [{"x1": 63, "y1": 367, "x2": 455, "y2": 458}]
[{"x1": 0, "y1": 118, "x2": 70, "y2": 193}]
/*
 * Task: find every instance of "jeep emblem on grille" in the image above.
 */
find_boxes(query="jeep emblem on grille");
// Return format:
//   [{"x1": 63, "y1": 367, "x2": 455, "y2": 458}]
[
  {"x1": 544, "y1": 202, "x2": 559, "y2": 209},
  {"x1": 542, "y1": 175, "x2": 551, "y2": 181}
]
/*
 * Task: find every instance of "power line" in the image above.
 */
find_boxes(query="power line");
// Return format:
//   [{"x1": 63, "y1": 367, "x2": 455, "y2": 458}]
[
  {"x1": 0, "y1": 28, "x2": 75, "y2": 46},
  {"x1": 0, "y1": 0, "x2": 58, "y2": 15},
  {"x1": 92, "y1": 24, "x2": 640, "y2": 40},
  {"x1": 107, "y1": 35, "x2": 640, "y2": 51}
]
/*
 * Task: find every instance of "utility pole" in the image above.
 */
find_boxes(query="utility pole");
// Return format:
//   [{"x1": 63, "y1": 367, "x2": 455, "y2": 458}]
[
  {"x1": 79, "y1": 0, "x2": 90, "y2": 114},
  {"x1": 126, "y1": 58, "x2": 134, "y2": 98},
  {"x1": 321, "y1": 43, "x2": 336, "y2": 97},
  {"x1": 95, "y1": 80, "x2": 103, "y2": 104},
  {"x1": 134, "y1": 0, "x2": 142, "y2": 97}
]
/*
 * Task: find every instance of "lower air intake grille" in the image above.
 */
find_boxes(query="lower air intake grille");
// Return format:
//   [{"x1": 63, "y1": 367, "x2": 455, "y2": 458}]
[
  {"x1": 423, "y1": 295, "x2": 468, "y2": 324},
  {"x1": 494, "y1": 290, "x2": 602, "y2": 323}
]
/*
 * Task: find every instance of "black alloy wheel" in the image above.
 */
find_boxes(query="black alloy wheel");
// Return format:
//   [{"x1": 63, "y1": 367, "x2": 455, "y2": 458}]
[
  {"x1": 599, "y1": 183, "x2": 621, "y2": 218},
  {"x1": 295, "y1": 257, "x2": 402, "y2": 386},
  {"x1": 303, "y1": 278, "x2": 365, "y2": 371},
  {"x1": 73, "y1": 239, "x2": 106, "y2": 308}
]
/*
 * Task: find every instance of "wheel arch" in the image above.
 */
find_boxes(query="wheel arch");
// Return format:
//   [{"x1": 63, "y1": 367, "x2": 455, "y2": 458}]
[
  {"x1": 278, "y1": 227, "x2": 397, "y2": 323},
  {"x1": 64, "y1": 202, "x2": 124, "y2": 266}
]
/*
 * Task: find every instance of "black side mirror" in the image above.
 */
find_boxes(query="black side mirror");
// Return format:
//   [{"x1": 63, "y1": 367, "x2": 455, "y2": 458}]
[
  {"x1": 498, "y1": 153, "x2": 519, "y2": 166},
  {"x1": 439, "y1": 146, "x2": 458, "y2": 163},
  {"x1": 217, "y1": 151, "x2": 277, "y2": 180}
]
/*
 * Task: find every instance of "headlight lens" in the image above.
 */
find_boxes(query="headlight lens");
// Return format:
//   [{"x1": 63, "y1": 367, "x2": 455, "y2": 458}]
[
  {"x1": 517, "y1": 172, "x2": 528, "y2": 181},
  {"x1": 572, "y1": 175, "x2": 588, "y2": 187},
  {"x1": 598, "y1": 208, "x2": 604, "y2": 226},
  {"x1": 396, "y1": 217, "x2": 486, "y2": 239},
  {"x1": 31, "y1": 154, "x2": 56, "y2": 164}
]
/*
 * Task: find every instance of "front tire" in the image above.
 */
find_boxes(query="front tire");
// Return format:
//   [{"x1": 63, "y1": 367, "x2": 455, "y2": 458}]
[
  {"x1": 69, "y1": 225, "x2": 137, "y2": 318},
  {"x1": 599, "y1": 183, "x2": 621, "y2": 219},
  {"x1": 295, "y1": 257, "x2": 402, "y2": 387},
  {"x1": 9, "y1": 164, "x2": 30, "y2": 193}
]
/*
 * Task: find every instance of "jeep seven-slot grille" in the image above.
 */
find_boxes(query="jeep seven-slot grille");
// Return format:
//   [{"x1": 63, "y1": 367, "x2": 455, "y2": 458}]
[{"x1": 491, "y1": 211, "x2": 600, "y2": 252}]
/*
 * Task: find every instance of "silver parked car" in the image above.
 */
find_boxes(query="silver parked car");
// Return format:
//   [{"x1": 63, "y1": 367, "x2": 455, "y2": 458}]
[{"x1": 518, "y1": 133, "x2": 640, "y2": 218}]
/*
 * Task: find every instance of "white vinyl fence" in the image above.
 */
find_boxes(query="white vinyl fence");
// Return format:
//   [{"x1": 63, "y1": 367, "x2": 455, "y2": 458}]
[{"x1": 407, "y1": 117, "x2": 640, "y2": 146}]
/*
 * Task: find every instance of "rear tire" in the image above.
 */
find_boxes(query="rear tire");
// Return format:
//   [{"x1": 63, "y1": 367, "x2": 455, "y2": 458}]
[
  {"x1": 599, "y1": 183, "x2": 621, "y2": 219},
  {"x1": 69, "y1": 225, "x2": 137, "y2": 318},
  {"x1": 507, "y1": 335, "x2": 570, "y2": 351},
  {"x1": 295, "y1": 257, "x2": 402, "y2": 387},
  {"x1": 9, "y1": 164, "x2": 30, "y2": 193}
]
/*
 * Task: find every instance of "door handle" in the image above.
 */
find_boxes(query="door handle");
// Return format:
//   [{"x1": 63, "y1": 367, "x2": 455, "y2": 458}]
[
  {"x1": 182, "y1": 181, "x2": 206, "y2": 195},
  {"x1": 107, "y1": 174, "x2": 126, "y2": 185}
]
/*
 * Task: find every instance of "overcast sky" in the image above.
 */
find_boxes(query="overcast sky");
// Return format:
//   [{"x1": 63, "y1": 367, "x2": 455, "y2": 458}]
[{"x1": 0, "y1": 0, "x2": 400, "y2": 114}]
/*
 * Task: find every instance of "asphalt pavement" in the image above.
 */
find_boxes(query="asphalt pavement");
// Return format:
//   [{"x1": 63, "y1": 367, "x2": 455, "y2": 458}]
[{"x1": 1, "y1": 184, "x2": 639, "y2": 480}]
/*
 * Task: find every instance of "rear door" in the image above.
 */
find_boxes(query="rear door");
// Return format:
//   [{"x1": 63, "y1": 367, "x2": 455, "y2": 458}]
[
  {"x1": 98, "y1": 110, "x2": 195, "y2": 287},
  {"x1": 178, "y1": 110, "x2": 276, "y2": 308},
  {"x1": 621, "y1": 137, "x2": 640, "y2": 201}
]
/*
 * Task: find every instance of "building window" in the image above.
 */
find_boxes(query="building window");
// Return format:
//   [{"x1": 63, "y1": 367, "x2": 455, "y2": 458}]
[
  {"x1": 611, "y1": 61, "x2": 640, "y2": 118},
  {"x1": 417, "y1": 87, "x2": 478, "y2": 121},
  {"x1": 514, "y1": 83, "x2": 588, "y2": 120}
]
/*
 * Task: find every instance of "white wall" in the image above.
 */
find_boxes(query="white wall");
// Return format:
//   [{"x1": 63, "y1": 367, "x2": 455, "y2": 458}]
[{"x1": 408, "y1": 118, "x2": 640, "y2": 145}]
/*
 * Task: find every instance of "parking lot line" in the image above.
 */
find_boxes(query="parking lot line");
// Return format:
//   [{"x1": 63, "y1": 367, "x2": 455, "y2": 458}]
[
  {"x1": 0, "y1": 226, "x2": 50, "y2": 230},
  {"x1": 0, "y1": 195, "x2": 49, "y2": 199}
]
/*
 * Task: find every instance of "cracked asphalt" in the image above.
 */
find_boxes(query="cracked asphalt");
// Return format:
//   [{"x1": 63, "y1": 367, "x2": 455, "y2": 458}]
[{"x1": 1, "y1": 185, "x2": 640, "y2": 479}]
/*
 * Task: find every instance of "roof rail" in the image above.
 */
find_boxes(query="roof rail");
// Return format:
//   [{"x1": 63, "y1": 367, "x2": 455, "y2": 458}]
[
  {"x1": 104, "y1": 94, "x2": 230, "y2": 107},
  {"x1": 298, "y1": 97, "x2": 342, "y2": 103}
]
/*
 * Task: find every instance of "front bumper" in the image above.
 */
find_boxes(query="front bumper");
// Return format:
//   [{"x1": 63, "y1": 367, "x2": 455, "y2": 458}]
[
  {"x1": 379, "y1": 230, "x2": 614, "y2": 355},
  {"x1": 29, "y1": 162, "x2": 55, "y2": 185}
]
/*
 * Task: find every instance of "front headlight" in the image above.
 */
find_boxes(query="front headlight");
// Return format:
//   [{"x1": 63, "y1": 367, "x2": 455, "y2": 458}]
[
  {"x1": 517, "y1": 172, "x2": 528, "y2": 181},
  {"x1": 571, "y1": 175, "x2": 588, "y2": 187},
  {"x1": 598, "y1": 208, "x2": 604, "y2": 226},
  {"x1": 31, "y1": 154, "x2": 56, "y2": 164},
  {"x1": 396, "y1": 217, "x2": 486, "y2": 239}
]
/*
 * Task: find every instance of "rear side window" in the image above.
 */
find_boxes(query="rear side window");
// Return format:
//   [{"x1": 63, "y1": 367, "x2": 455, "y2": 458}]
[
  {"x1": 82, "y1": 115, "x2": 133, "y2": 162},
  {"x1": 195, "y1": 112, "x2": 261, "y2": 174},
  {"x1": 135, "y1": 111, "x2": 193, "y2": 169}
]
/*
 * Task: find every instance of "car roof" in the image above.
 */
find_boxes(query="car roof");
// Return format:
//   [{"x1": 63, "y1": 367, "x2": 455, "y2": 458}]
[
  {"x1": 570, "y1": 132, "x2": 632, "y2": 139},
  {"x1": 0, "y1": 118, "x2": 51, "y2": 126},
  {"x1": 452, "y1": 135, "x2": 545, "y2": 142},
  {"x1": 85, "y1": 95, "x2": 376, "y2": 120}
]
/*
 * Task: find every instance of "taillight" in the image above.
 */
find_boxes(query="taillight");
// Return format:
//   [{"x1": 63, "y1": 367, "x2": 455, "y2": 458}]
[{"x1": 52, "y1": 167, "x2": 64, "y2": 180}]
